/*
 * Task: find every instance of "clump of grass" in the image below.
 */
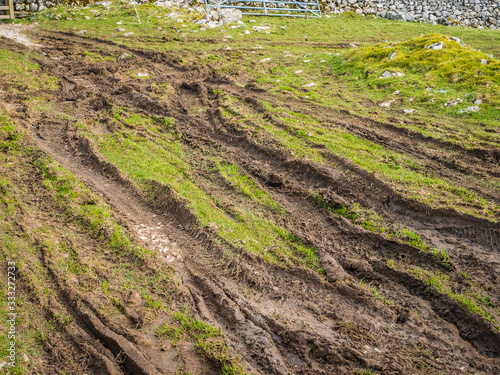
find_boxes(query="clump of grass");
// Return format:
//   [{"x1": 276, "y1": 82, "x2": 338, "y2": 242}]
[
  {"x1": 330, "y1": 33, "x2": 500, "y2": 112},
  {"x1": 37, "y1": 158, "x2": 154, "y2": 263},
  {"x1": 80, "y1": 108, "x2": 323, "y2": 272},
  {"x1": 408, "y1": 267, "x2": 499, "y2": 330},
  {"x1": 368, "y1": 284, "x2": 394, "y2": 306},
  {"x1": 156, "y1": 312, "x2": 247, "y2": 374},
  {"x1": 217, "y1": 161, "x2": 284, "y2": 213}
]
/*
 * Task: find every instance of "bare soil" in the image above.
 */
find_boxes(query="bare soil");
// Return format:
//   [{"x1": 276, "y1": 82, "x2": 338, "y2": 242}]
[{"x1": 1, "y1": 28, "x2": 499, "y2": 375}]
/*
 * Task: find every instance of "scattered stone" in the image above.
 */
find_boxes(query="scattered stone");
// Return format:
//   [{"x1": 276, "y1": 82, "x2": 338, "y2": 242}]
[
  {"x1": 118, "y1": 52, "x2": 131, "y2": 60},
  {"x1": 480, "y1": 59, "x2": 488, "y2": 65},
  {"x1": 123, "y1": 32, "x2": 134, "y2": 37},
  {"x1": 379, "y1": 71, "x2": 404, "y2": 78},
  {"x1": 260, "y1": 58, "x2": 271, "y2": 62},
  {"x1": 219, "y1": 8, "x2": 242, "y2": 24},
  {"x1": 404, "y1": 109, "x2": 416, "y2": 113},
  {"x1": 444, "y1": 98, "x2": 463, "y2": 107},
  {"x1": 426, "y1": 42, "x2": 443, "y2": 50},
  {"x1": 137, "y1": 72, "x2": 149, "y2": 77},
  {"x1": 295, "y1": 70, "x2": 303, "y2": 74},
  {"x1": 85, "y1": 16, "x2": 91, "y2": 20},
  {"x1": 253, "y1": 26, "x2": 270, "y2": 31},
  {"x1": 409, "y1": 97, "x2": 415, "y2": 101},
  {"x1": 459, "y1": 106, "x2": 480, "y2": 113},
  {"x1": 449, "y1": 36, "x2": 460, "y2": 43},
  {"x1": 320, "y1": 60, "x2": 326, "y2": 62},
  {"x1": 302, "y1": 82, "x2": 316, "y2": 88},
  {"x1": 389, "y1": 52, "x2": 397, "y2": 60},
  {"x1": 206, "y1": 20, "x2": 219, "y2": 28},
  {"x1": 76, "y1": 30, "x2": 87, "y2": 35},
  {"x1": 303, "y1": 59, "x2": 311, "y2": 62},
  {"x1": 245, "y1": 30, "x2": 250, "y2": 34},
  {"x1": 21, "y1": 353, "x2": 29, "y2": 363},
  {"x1": 474, "y1": 99, "x2": 483, "y2": 104},
  {"x1": 392, "y1": 90, "x2": 400, "y2": 95},
  {"x1": 226, "y1": 46, "x2": 232, "y2": 50},
  {"x1": 116, "y1": 27, "x2": 125, "y2": 32},
  {"x1": 380, "y1": 100, "x2": 394, "y2": 107}
]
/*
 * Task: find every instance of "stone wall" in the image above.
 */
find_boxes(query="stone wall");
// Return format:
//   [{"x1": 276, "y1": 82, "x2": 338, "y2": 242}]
[
  {"x1": 11, "y1": 0, "x2": 500, "y2": 29},
  {"x1": 327, "y1": 0, "x2": 500, "y2": 28}
]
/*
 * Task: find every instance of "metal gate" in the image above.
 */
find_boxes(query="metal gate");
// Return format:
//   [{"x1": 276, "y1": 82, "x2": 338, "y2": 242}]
[{"x1": 205, "y1": 0, "x2": 322, "y2": 18}]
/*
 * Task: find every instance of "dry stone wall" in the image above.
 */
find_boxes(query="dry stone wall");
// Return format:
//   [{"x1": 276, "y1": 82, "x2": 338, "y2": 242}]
[
  {"x1": 10, "y1": 0, "x2": 500, "y2": 29},
  {"x1": 327, "y1": 0, "x2": 500, "y2": 28}
]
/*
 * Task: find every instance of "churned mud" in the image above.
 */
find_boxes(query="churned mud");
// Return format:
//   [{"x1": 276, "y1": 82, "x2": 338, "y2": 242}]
[{"x1": 1, "y1": 28, "x2": 499, "y2": 375}]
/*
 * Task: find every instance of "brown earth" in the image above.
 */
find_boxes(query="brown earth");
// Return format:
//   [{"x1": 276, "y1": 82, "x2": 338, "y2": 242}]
[{"x1": 1, "y1": 28, "x2": 500, "y2": 375}]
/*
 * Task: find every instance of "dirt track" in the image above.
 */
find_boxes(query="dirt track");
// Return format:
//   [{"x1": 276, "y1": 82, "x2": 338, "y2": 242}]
[{"x1": 1, "y1": 28, "x2": 500, "y2": 374}]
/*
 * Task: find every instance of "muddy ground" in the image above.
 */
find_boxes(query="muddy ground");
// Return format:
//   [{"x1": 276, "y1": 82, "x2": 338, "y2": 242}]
[{"x1": 1, "y1": 26, "x2": 500, "y2": 375}]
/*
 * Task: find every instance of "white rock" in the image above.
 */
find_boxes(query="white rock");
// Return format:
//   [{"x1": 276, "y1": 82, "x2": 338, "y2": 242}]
[
  {"x1": 449, "y1": 36, "x2": 460, "y2": 43},
  {"x1": 85, "y1": 16, "x2": 91, "y2": 20},
  {"x1": 389, "y1": 52, "x2": 397, "y2": 60},
  {"x1": 123, "y1": 32, "x2": 134, "y2": 37},
  {"x1": 393, "y1": 90, "x2": 400, "y2": 95},
  {"x1": 76, "y1": 30, "x2": 87, "y2": 35},
  {"x1": 379, "y1": 71, "x2": 404, "y2": 78},
  {"x1": 260, "y1": 58, "x2": 271, "y2": 62},
  {"x1": 219, "y1": 8, "x2": 242, "y2": 24},
  {"x1": 320, "y1": 60, "x2": 326, "y2": 62},
  {"x1": 459, "y1": 106, "x2": 480, "y2": 113},
  {"x1": 253, "y1": 26, "x2": 270, "y2": 31},
  {"x1": 295, "y1": 70, "x2": 303, "y2": 74},
  {"x1": 380, "y1": 100, "x2": 394, "y2": 107},
  {"x1": 426, "y1": 42, "x2": 443, "y2": 50},
  {"x1": 206, "y1": 20, "x2": 220, "y2": 28},
  {"x1": 137, "y1": 72, "x2": 149, "y2": 77},
  {"x1": 118, "y1": 52, "x2": 131, "y2": 60},
  {"x1": 154, "y1": 0, "x2": 172, "y2": 7},
  {"x1": 302, "y1": 82, "x2": 316, "y2": 88},
  {"x1": 404, "y1": 109, "x2": 416, "y2": 113},
  {"x1": 117, "y1": 27, "x2": 125, "y2": 32},
  {"x1": 245, "y1": 30, "x2": 250, "y2": 34},
  {"x1": 474, "y1": 99, "x2": 482, "y2": 104},
  {"x1": 480, "y1": 59, "x2": 488, "y2": 64}
]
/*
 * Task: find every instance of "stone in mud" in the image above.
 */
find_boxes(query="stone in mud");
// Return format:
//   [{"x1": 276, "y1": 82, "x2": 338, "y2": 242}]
[
  {"x1": 321, "y1": 254, "x2": 351, "y2": 282},
  {"x1": 123, "y1": 290, "x2": 142, "y2": 305}
]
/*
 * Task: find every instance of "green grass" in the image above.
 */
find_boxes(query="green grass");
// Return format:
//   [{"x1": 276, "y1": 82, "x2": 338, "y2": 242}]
[
  {"x1": 408, "y1": 267, "x2": 500, "y2": 330},
  {"x1": 38, "y1": 157, "x2": 154, "y2": 263},
  {"x1": 78, "y1": 109, "x2": 323, "y2": 272},
  {"x1": 156, "y1": 312, "x2": 247, "y2": 374},
  {"x1": 216, "y1": 161, "x2": 284, "y2": 213},
  {"x1": 0, "y1": 50, "x2": 58, "y2": 91},
  {"x1": 329, "y1": 33, "x2": 500, "y2": 144}
]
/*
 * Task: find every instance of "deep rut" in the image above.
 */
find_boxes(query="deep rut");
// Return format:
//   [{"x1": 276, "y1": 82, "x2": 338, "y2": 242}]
[{"x1": 2, "y1": 30, "x2": 500, "y2": 374}]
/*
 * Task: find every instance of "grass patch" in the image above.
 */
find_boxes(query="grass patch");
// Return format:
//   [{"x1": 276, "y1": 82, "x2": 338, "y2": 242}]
[
  {"x1": 77, "y1": 109, "x2": 323, "y2": 272},
  {"x1": 156, "y1": 312, "x2": 247, "y2": 374}
]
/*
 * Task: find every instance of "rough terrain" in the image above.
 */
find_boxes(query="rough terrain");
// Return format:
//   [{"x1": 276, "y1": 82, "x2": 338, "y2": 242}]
[{"x1": 0, "y1": 19, "x2": 499, "y2": 375}]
